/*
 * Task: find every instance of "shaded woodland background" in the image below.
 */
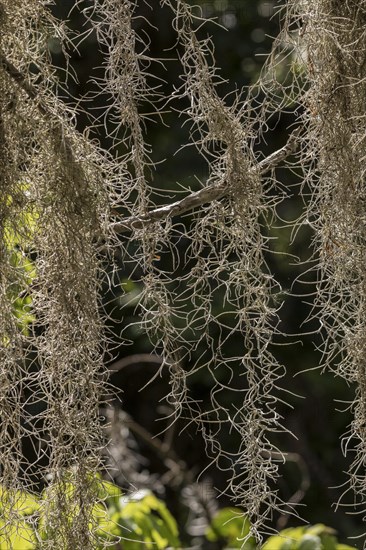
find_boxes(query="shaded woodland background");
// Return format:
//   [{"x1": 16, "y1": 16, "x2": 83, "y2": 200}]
[{"x1": 46, "y1": 0, "x2": 360, "y2": 546}]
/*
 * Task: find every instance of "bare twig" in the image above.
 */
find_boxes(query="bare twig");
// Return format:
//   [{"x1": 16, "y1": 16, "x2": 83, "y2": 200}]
[
  {"x1": 108, "y1": 353, "x2": 163, "y2": 374},
  {"x1": 113, "y1": 128, "x2": 300, "y2": 234},
  {"x1": 125, "y1": 413, "x2": 187, "y2": 472}
]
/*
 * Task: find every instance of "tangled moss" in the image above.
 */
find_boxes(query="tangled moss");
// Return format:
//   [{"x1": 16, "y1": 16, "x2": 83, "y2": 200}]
[{"x1": 1, "y1": 0, "x2": 366, "y2": 547}]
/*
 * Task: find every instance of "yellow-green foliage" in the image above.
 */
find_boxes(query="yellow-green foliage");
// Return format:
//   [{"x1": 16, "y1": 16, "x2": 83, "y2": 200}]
[
  {"x1": 262, "y1": 524, "x2": 356, "y2": 550},
  {"x1": 0, "y1": 486, "x2": 357, "y2": 550},
  {"x1": 4, "y1": 184, "x2": 37, "y2": 335},
  {"x1": 0, "y1": 479, "x2": 180, "y2": 550},
  {"x1": 0, "y1": 486, "x2": 38, "y2": 549},
  {"x1": 206, "y1": 508, "x2": 356, "y2": 550}
]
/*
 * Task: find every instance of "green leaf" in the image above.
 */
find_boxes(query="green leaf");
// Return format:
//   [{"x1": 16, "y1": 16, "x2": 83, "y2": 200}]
[
  {"x1": 262, "y1": 526, "x2": 307, "y2": 550},
  {"x1": 0, "y1": 518, "x2": 36, "y2": 549},
  {"x1": 0, "y1": 486, "x2": 39, "y2": 516},
  {"x1": 298, "y1": 534, "x2": 322, "y2": 550},
  {"x1": 114, "y1": 490, "x2": 180, "y2": 549},
  {"x1": 262, "y1": 534, "x2": 295, "y2": 550},
  {"x1": 261, "y1": 524, "x2": 353, "y2": 550},
  {"x1": 3, "y1": 184, "x2": 38, "y2": 335},
  {"x1": 0, "y1": 490, "x2": 38, "y2": 550},
  {"x1": 320, "y1": 534, "x2": 338, "y2": 550},
  {"x1": 303, "y1": 525, "x2": 337, "y2": 550},
  {"x1": 93, "y1": 502, "x2": 121, "y2": 546},
  {"x1": 96, "y1": 478, "x2": 123, "y2": 514},
  {"x1": 306, "y1": 525, "x2": 336, "y2": 537},
  {"x1": 206, "y1": 508, "x2": 255, "y2": 548}
]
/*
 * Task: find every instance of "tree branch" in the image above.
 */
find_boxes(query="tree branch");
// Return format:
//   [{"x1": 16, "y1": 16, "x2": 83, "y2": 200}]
[
  {"x1": 0, "y1": 52, "x2": 50, "y2": 118},
  {"x1": 113, "y1": 128, "x2": 301, "y2": 234},
  {"x1": 0, "y1": 51, "x2": 300, "y2": 236},
  {"x1": 108, "y1": 353, "x2": 163, "y2": 374}
]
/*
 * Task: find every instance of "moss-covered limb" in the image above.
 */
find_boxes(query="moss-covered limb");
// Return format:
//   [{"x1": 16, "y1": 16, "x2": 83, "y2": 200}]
[
  {"x1": 113, "y1": 128, "x2": 300, "y2": 232},
  {"x1": 0, "y1": 41, "x2": 300, "y2": 238}
]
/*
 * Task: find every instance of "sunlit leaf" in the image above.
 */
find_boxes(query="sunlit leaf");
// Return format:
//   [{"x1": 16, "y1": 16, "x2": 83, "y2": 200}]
[{"x1": 206, "y1": 507, "x2": 255, "y2": 548}]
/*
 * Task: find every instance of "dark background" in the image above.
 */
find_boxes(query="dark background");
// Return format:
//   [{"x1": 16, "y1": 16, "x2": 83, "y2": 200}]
[{"x1": 47, "y1": 1, "x2": 360, "y2": 546}]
